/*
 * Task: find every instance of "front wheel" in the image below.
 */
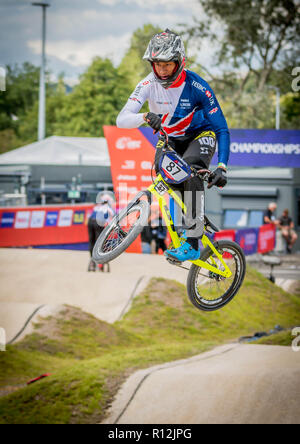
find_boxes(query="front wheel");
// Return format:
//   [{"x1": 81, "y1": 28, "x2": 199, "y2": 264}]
[
  {"x1": 187, "y1": 240, "x2": 246, "y2": 311},
  {"x1": 93, "y1": 199, "x2": 150, "y2": 264}
]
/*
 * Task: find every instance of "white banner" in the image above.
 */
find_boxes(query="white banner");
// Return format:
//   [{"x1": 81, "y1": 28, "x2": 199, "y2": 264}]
[
  {"x1": 30, "y1": 211, "x2": 46, "y2": 228},
  {"x1": 58, "y1": 209, "x2": 73, "y2": 227},
  {"x1": 15, "y1": 211, "x2": 31, "y2": 229}
]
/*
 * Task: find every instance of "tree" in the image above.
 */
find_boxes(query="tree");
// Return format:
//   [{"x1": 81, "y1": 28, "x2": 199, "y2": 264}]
[
  {"x1": 281, "y1": 92, "x2": 300, "y2": 128},
  {"x1": 0, "y1": 62, "x2": 40, "y2": 131},
  {"x1": 0, "y1": 63, "x2": 40, "y2": 151},
  {"x1": 53, "y1": 57, "x2": 132, "y2": 137},
  {"x1": 186, "y1": 0, "x2": 300, "y2": 94},
  {"x1": 118, "y1": 24, "x2": 163, "y2": 89}
]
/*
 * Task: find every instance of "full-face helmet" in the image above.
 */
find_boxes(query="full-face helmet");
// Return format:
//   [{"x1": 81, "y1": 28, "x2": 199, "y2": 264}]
[{"x1": 143, "y1": 29, "x2": 186, "y2": 88}]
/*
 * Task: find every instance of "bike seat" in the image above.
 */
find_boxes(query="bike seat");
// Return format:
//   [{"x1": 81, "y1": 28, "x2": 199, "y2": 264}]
[{"x1": 204, "y1": 216, "x2": 219, "y2": 233}]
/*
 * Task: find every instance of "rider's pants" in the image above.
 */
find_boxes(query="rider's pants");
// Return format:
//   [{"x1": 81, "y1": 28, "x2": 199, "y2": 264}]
[{"x1": 155, "y1": 131, "x2": 216, "y2": 248}]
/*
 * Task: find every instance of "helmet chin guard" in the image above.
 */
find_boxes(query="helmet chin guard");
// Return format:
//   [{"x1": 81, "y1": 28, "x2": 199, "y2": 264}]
[{"x1": 143, "y1": 29, "x2": 186, "y2": 89}]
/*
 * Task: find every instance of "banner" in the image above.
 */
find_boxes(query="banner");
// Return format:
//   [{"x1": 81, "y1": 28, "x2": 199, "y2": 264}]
[
  {"x1": 0, "y1": 204, "x2": 142, "y2": 253},
  {"x1": 103, "y1": 126, "x2": 155, "y2": 209},
  {"x1": 258, "y1": 223, "x2": 276, "y2": 254},
  {"x1": 0, "y1": 204, "x2": 93, "y2": 248},
  {"x1": 214, "y1": 230, "x2": 236, "y2": 242},
  {"x1": 0, "y1": 201, "x2": 275, "y2": 255},
  {"x1": 138, "y1": 127, "x2": 300, "y2": 168},
  {"x1": 223, "y1": 129, "x2": 300, "y2": 168},
  {"x1": 103, "y1": 125, "x2": 164, "y2": 228},
  {"x1": 235, "y1": 228, "x2": 259, "y2": 256}
]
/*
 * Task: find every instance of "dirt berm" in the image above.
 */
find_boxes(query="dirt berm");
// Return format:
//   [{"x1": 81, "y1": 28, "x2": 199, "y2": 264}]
[{"x1": 0, "y1": 248, "x2": 187, "y2": 342}]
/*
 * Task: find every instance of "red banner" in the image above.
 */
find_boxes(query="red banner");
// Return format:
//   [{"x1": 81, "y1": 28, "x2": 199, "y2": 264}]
[
  {"x1": 214, "y1": 230, "x2": 236, "y2": 242},
  {"x1": 0, "y1": 204, "x2": 93, "y2": 247},
  {"x1": 103, "y1": 125, "x2": 155, "y2": 209},
  {"x1": 257, "y1": 223, "x2": 276, "y2": 254},
  {"x1": 103, "y1": 126, "x2": 159, "y2": 254}
]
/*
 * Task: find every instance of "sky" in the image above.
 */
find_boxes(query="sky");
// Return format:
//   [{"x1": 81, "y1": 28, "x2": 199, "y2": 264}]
[{"x1": 0, "y1": 0, "x2": 213, "y2": 86}]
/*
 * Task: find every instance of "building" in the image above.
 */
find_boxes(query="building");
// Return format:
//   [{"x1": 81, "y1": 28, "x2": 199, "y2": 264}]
[
  {"x1": 0, "y1": 136, "x2": 113, "y2": 206},
  {"x1": 206, "y1": 166, "x2": 300, "y2": 250},
  {"x1": 1, "y1": 132, "x2": 299, "y2": 252}
]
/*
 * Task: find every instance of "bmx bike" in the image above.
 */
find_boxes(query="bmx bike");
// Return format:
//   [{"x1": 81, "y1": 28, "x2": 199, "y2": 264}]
[{"x1": 93, "y1": 129, "x2": 246, "y2": 311}]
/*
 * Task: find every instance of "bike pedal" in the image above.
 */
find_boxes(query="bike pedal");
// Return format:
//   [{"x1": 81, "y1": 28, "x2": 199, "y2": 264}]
[{"x1": 166, "y1": 257, "x2": 182, "y2": 266}]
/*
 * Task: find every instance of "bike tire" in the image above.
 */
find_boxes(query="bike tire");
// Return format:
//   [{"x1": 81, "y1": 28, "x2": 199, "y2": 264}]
[
  {"x1": 187, "y1": 240, "x2": 246, "y2": 312},
  {"x1": 92, "y1": 200, "x2": 150, "y2": 264}
]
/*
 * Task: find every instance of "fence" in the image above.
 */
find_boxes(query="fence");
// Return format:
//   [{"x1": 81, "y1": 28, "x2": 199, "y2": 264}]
[{"x1": 0, "y1": 204, "x2": 276, "y2": 255}]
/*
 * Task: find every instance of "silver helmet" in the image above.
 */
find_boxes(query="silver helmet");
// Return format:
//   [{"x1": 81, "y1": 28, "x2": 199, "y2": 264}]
[{"x1": 143, "y1": 29, "x2": 186, "y2": 88}]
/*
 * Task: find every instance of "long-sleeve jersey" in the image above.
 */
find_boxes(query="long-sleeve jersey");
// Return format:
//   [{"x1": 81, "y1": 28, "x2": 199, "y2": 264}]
[{"x1": 116, "y1": 69, "x2": 230, "y2": 166}]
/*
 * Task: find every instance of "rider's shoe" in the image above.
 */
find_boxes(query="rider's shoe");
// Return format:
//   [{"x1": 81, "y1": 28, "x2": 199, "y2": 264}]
[{"x1": 164, "y1": 241, "x2": 200, "y2": 262}]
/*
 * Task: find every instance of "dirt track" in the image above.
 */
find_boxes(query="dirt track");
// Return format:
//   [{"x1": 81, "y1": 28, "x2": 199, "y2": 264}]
[
  {"x1": 1, "y1": 248, "x2": 300, "y2": 423},
  {"x1": 0, "y1": 248, "x2": 188, "y2": 342},
  {"x1": 103, "y1": 343, "x2": 300, "y2": 424}
]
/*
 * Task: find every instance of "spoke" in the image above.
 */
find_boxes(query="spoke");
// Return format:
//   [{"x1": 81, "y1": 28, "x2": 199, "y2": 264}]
[
  {"x1": 195, "y1": 247, "x2": 238, "y2": 302},
  {"x1": 101, "y1": 208, "x2": 141, "y2": 254}
]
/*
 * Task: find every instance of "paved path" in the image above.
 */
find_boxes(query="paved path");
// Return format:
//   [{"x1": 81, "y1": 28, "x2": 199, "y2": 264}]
[
  {"x1": 103, "y1": 343, "x2": 300, "y2": 424},
  {"x1": 0, "y1": 248, "x2": 187, "y2": 343}
]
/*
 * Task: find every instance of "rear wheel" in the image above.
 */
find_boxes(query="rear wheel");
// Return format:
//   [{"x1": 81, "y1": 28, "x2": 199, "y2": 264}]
[
  {"x1": 187, "y1": 240, "x2": 246, "y2": 311},
  {"x1": 93, "y1": 199, "x2": 150, "y2": 264}
]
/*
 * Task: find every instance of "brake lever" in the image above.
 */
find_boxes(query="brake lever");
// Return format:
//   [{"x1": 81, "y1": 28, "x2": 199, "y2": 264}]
[
  {"x1": 195, "y1": 169, "x2": 213, "y2": 182},
  {"x1": 160, "y1": 127, "x2": 169, "y2": 143},
  {"x1": 157, "y1": 127, "x2": 176, "y2": 153}
]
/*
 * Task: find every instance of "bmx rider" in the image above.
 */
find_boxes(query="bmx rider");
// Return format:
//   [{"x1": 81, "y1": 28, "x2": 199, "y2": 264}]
[{"x1": 116, "y1": 29, "x2": 230, "y2": 262}]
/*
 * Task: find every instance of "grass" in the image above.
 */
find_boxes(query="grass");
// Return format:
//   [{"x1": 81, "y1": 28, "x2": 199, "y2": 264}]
[
  {"x1": 252, "y1": 329, "x2": 297, "y2": 347},
  {"x1": 0, "y1": 266, "x2": 299, "y2": 424}
]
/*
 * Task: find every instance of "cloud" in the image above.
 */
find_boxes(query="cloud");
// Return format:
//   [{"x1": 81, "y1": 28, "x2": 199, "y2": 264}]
[
  {"x1": 97, "y1": 0, "x2": 200, "y2": 12},
  {"x1": 27, "y1": 33, "x2": 132, "y2": 67},
  {"x1": 1, "y1": 0, "x2": 206, "y2": 81}
]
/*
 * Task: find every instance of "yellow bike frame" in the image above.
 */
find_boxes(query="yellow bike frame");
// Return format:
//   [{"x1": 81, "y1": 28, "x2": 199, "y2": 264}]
[{"x1": 147, "y1": 173, "x2": 232, "y2": 278}]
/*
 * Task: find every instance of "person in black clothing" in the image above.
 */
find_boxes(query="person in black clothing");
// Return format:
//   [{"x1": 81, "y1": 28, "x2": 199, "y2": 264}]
[
  {"x1": 141, "y1": 222, "x2": 153, "y2": 254},
  {"x1": 87, "y1": 196, "x2": 114, "y2": 271},
  {"x1": 263, "y1": 202, "x2": 279, "y2": 226},
  {"x1": 278, "y1": 209, "x2": 298, "y2": 253},
  {"x1": 88, "y1": 218, "x2": 104, "y2": 260}
]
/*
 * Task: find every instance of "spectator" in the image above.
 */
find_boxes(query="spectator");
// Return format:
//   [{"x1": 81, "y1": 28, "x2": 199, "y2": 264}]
[
  {"x1": 278, "y1": 209, "x2": 298, "y2": 254},
  {"x1": 263, "y1": 202, "x2": 279, "y2": 226},
  {"x1": 152, "y1": 216, "x2": 167, "y2": 254},
  {"x1": 87, "y1": 195, "x2": 114, "y2": 271}
]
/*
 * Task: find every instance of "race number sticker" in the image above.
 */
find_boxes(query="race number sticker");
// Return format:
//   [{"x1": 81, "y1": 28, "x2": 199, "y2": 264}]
[
  {"x1": 154, "y1": 181, "x2": 169, "y2": 196},
  {"x1": 161, "y1": 154, "x2": 191, "y2": 184}
]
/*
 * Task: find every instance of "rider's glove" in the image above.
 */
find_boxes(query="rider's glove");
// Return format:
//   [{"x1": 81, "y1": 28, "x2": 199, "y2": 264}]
[
  {"x1": 207, "y1": 167, "x2": 227, "y2": 189},
  {"x1": 145, "y1": 112, "x2": 162, "y2": 133}
]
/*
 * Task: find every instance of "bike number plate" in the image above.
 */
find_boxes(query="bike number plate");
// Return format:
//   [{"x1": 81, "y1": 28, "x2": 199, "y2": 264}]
[{"x1": 159, "y1": 152, "x2": 192, "y2": 184}]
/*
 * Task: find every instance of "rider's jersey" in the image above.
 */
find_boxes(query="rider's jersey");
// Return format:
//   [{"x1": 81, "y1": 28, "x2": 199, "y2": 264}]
[{"x1": 116, "y1": 70, "x2": 230, "y2": 165}]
